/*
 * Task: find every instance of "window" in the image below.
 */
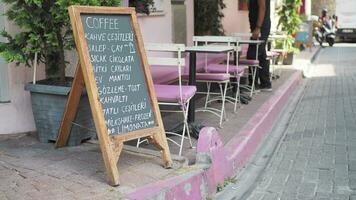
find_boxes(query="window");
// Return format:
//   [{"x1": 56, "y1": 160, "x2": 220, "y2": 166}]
[
  {"x1": 128, "y1": 0, "x2": 165, "y2": 15},
  {"x1": 0, "y1": 3, "x2": 10, "y2": 103},
  {"x1": 152, "y1": 0, "x2": 164, "y2": 12}
]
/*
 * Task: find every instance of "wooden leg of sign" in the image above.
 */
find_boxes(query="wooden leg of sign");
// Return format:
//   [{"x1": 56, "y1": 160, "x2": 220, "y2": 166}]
[
  {"x1": 56, "y1": 63, "x2": 84, "y2": 148},
  {"x1": 149, "y1": 132, "x2": 173, "y2": 168},
  {"x1": 111, "y1": 139, "x2": 123, "y2": 164},
  {"x1": 95, "y1": 136, "x2": 121, "y2": 186}
]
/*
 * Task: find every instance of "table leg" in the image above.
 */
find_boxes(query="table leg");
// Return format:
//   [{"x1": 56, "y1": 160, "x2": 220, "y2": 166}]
[
  {"x1": 188, "y1": 52, "x2": 196, "y2": 123},
  {"x1": 168, "y1": 52, "x2": 202, "y2": 139}
]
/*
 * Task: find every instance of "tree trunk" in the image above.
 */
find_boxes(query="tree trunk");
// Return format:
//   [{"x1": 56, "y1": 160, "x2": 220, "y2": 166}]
[{"x1": 57, "y1": 31, "x2": 66, "y2": 84}]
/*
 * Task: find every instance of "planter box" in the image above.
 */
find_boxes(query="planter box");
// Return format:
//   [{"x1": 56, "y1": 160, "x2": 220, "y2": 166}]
[
  {"x1": 283, "y1": 52, "x2": 294, "y2": 65},
  {"x1": 25, "y1": 83, "x2": 96, "y2": 146}
]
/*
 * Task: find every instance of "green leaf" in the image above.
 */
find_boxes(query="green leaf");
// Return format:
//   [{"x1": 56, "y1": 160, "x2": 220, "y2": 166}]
[{"x1": 1, "y1": 0, "x2": 122, "y2": 80}]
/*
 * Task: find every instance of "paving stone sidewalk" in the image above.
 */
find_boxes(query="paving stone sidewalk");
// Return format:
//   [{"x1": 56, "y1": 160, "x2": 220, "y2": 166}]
[{"x1": 246, "y1": 44, "x2": 356, "y2": 200}]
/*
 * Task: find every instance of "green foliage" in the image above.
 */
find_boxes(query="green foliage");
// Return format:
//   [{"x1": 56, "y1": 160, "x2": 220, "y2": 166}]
[
  {"x1": 0, "y1": 0, "x2": 121, "y2": 83},
  {"x1": 194, "y1": 0, "x2": 226, "y2": 36},
  {"x1": 216, "y1": 176, "x2": 238, "y2": 192},
  {"x1": 277, "y1": 0, "x2": 303, "y2": 53},
  {"x1": 129, "y1": 0, "x2": 154, "y2": 15}
]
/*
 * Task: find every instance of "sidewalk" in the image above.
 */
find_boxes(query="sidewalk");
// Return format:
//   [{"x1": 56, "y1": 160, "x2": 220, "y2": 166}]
[
  {"x1": 0, "y1": 47, "x2": 318, "y2": 200},
  {"x1": 219, "y1": 44, "x2": 356, "y2": 200}
]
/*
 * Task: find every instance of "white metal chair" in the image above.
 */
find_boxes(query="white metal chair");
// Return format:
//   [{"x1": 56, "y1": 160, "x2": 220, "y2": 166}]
[
  {"x1": 192, "y1": 36, "x2": 245, "y2": 113},
  {"x1": 137, "y1": 43, "x2": 196, "y2": 156},
  {"x1": 182, "y1": 36, "x2": 232, "y2": 127},
  {"x1": 231, "y1": 32, "x2": 262, "y2": 97},
  {"x1": 268, "y1": 33, "x2": 288, "y2": 80}
]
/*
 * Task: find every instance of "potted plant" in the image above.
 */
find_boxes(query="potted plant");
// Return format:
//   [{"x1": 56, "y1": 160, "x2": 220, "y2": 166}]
[
  {"x1": 277, "y1": 0, "x2": 302, "y2": 65},
  {"x1": 0, "y1": 0, "x2": 121, "y2": 145}
]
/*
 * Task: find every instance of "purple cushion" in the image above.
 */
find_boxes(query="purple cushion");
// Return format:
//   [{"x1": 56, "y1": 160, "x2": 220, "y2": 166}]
[
  {"x1": 207, "y1": 64, "x2": 245, "y2": 75},
  {"x1": 150, "y1": 65, "x2": 180, "y2": 84},
  {"x1": 239, "y1": 59, "x2": 259, "y2": 66},
  {"x1": 154, "y1": 84, "x2": 196, "y2": 104},
  {"x1": 182, "y1": 73, "x2": 230, "y2": 81},
  {"x1": 183, "y1": 53, "x2": 227, "y2": 74}
]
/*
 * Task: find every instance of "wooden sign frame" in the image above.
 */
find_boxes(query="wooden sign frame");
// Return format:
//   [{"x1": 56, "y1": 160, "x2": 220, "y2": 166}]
[{"x1": 55, "y1": 6, "x2": 172, "y2": 186}]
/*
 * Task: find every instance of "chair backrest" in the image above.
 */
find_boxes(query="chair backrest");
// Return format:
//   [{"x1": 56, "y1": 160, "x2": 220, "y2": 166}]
[
  {"x1": 269, "y1": 33, "x2": 288, "y2": 55},
  {"x1": 192, "y1": 36, "x2": 238, "y2": 72},
  {"x1": 231, "y1": 32, "x2": 252, "y2": 40},
  {"x1": 144, "y1": 43, "x2": 185, "y2": 102}
]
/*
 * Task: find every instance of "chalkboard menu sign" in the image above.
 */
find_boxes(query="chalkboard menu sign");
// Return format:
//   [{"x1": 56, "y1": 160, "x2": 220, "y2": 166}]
[
  {"x1": 56, "y1": 6, "x2": 172, "y2": 186},
  {"x1": 81, "y1": 14, "x2": 155, "y2": 135}
]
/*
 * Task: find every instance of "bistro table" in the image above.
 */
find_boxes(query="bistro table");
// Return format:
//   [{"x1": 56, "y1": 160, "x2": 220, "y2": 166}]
[{"x1": 184, "y1": 45, "x2": 235, "y2": 134}]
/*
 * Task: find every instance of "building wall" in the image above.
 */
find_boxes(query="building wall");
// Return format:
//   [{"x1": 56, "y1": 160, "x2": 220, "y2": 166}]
[
  {"x1": 186, "y1": 0, "x2": 194, "y2": 46},
  {"x1": 0, "y1": 4, "x2": 46, "y2": 135},
  {"x1": 221, "y1": 0, "x2": 250, "y2": 35},
  {"x1": 0, "y1": 1, "x2": 194, "y2": 135},
  {"x1": 312, "y1": 0, "x2": 335, "y2": 16},
  {"x1": 221, "y1": 0, "x2": 280, "y2": 36}
]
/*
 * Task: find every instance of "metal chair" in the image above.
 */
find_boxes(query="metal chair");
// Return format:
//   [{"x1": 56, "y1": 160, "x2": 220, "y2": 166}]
[
  {"x1": 182, "y1": 37, "x2": 233, "y2": 127},
  {"x1": 192, "y1": 36, "x2": 245, "y2": 113},
  {"x1": 137, "y1": 43, "x2": 196, "y2": 156}
]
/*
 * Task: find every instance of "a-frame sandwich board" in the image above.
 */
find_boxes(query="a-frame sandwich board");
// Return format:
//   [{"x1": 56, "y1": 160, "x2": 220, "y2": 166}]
[{"x1": 55, "y1": 6, "x2": 172, "y2": 186}]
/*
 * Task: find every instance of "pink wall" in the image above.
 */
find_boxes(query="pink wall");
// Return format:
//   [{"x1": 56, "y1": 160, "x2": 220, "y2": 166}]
[
  {"x1": 0, "y1": 9, "x2": 46, "y2": 135},
  {"x1": 221, "y1": 0, "x2": 280, "y2": 35},
  {"x1": 0, "y1": 65, "x2": 44, "y2": 134},
  {"x1": 137, "y1": 0, "x2": 194, "y2": 45},
  {"x1": 221, "y1": 0, "x2": 251, "y2": 35},
  {"x1": 186, "y1": 0, "x2": 194, "y2": 46}
]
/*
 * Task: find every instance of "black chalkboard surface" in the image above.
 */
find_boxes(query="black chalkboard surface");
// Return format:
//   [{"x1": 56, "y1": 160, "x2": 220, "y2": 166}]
[{"x1": 81, "y1": 14, "x2": 155, "y2": 135}]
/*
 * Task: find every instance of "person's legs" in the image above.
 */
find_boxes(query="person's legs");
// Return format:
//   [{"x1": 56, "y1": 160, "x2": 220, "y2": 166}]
[
  {"x1": 258, "y1": 41, "x2": 271, "y2": 88},
  {"x1": 258, "y1": 28, "x2": 272, "y2": 90},
  {"x1": 247, "y1": 43, "x2": 260, "y2": 88}
]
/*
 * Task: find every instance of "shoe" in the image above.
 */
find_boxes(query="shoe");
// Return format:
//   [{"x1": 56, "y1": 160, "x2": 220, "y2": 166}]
[
  {"x1": 261, "y1": 86, "x2": 272, "y2": 92},
  {"x1": 254, "y1": 84, "x2": 261, "y2": 93}
]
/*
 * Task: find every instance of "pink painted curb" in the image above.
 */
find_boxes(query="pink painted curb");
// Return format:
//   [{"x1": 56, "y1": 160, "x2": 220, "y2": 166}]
[
  {"x1": 226, "y1": 71, "x2": 302, "y2": 170},
  {"x1": 126, "y1": 70, "x2": 302, "y2": 200}
]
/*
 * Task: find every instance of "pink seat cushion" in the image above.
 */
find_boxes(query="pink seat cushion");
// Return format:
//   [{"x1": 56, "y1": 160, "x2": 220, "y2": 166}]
[
  {"x1": 154, "y1": 84, "x2": 196, "y2": 104},
  {"x1": 182, "y1": 73, "x2": 230, "y2": 82},
  {"x1": 239, "y1": 59, "x2": 259, "y2": 66},
  {"x1": 150, "y1": 65, "x2": 180, "y2": 84},
  {"x1": 206, "y1": 64, "x2": 245, "y2": 75},
  {"x1": 183, "y1": 53, "x2": 227, "y2": 74}
]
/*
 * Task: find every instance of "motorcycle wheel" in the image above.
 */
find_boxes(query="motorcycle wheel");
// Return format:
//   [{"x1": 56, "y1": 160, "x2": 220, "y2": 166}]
[
  {"x1": 315, "y1": 36, "x2": 322, "y2": 46},
  {"x1": 328, "y1": 39, "x2": 334, "y2": 47}
]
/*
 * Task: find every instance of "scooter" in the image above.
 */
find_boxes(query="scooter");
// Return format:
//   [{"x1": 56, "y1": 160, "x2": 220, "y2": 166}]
[{"x1": 315, "y1": 17, "x2": 337, "y2": 47}]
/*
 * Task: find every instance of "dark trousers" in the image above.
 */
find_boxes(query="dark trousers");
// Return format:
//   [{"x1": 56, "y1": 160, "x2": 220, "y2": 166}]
[{"x1": 246, "y1": 27, "x2": 271, "y2": 88}]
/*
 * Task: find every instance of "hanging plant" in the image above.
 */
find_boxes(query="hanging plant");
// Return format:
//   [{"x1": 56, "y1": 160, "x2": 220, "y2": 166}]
[{"x1": 129, "y1": 0, "x2": 155, "y2": 15}]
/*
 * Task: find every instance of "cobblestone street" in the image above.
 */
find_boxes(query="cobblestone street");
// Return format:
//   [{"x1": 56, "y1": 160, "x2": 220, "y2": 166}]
[{"x1": 245, "y1": 44, "x2": 356, "y2": 200}]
